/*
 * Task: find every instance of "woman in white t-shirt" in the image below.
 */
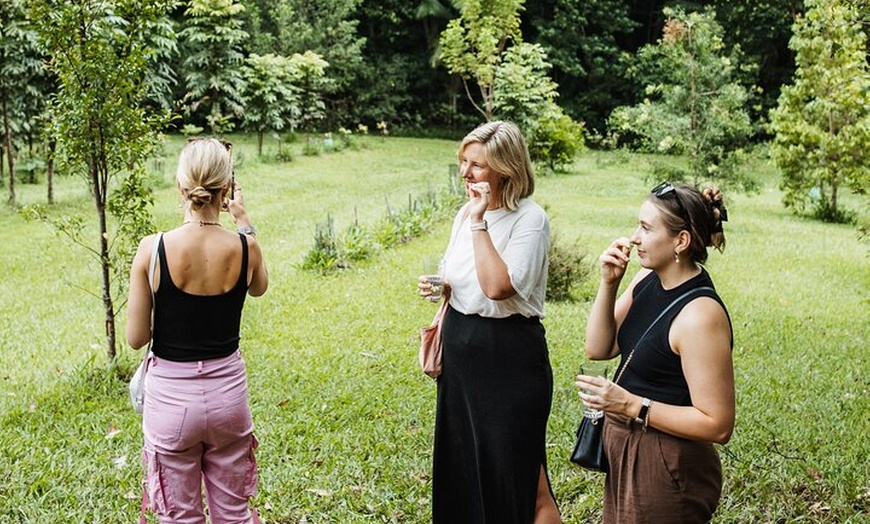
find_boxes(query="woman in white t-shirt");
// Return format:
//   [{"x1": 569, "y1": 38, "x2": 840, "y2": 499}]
[{"x1": 418, "y1": 121, "x2": 560, "y2": 523}]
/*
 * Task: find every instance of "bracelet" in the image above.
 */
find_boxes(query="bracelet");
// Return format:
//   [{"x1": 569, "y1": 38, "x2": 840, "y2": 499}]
[
  {"x1": 469, "y1": 220, "x2": 488, "y2": 232},
  {"x1": 635, "y1": 397, "x2": 651, "y2": 426},
  {"x1": 643, "y1": 400, "x2": 653, "y2": 431},
  {"x1": 238, "y1": 225, "x2": 257, "y2": 236}
]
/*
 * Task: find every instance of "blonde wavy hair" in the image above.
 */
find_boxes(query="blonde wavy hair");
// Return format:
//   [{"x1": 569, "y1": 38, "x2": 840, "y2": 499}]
[{"x1": 458, "y1": 121, "x2": 535, "y2": 211}]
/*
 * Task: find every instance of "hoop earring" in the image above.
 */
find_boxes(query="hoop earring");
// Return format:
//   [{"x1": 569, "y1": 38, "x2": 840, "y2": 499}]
[{"x1": 675, "y1": 250, "x2": 680, "y2": 264}]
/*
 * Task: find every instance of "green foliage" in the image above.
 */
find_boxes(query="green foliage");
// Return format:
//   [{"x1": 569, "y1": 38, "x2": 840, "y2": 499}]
[
  {"x1": 439, "y1": 0, "x2": 525, "y2": 119},
  {"x1": 241, "y1": 52, "x2": 328, "y2": 155},
  {"x1": 492, "y1": 40, "x2": 587, "y2": 173},
  {"x1": 710, "y1": 0, "x2": 804, "y2": 128},
  {"x1": 527, "y1": 0, "x2": 637, "y2": 132},
  {"x1": 256, "y1": 0, "x2": 365, "y2": 128},
  {"x1": 286, "y1": 51, "x2": 330, "y2": 133},
  {"x1": 179, "y1": 0, "x2": 249, "y2": 134},
  {"x1": 526, "y1": 111, "x2": 586, "y2": 174},
  {"x1": 609, "y1": 7, "x2": 755, "y2": 190},
  {"x1": 106, "y1": 170, "x2": 156, "y2": 294},
  {"x1": 769, "y1": 0, "x2": 870, "y2": 223},
  {"x1": 441, "y1": 6, "x2": 585, "y2": 171},
  {"x1": 0, "y1": 0, "x2": 43, "y2": 204},
  {"x1": 28, "y1": 0, "x2": 173, "y2": 359},
  {"x1": 546, "y1": 234, "x2": 594, "y2": 302},
  {"x1": 300, "y1": 215, "x2": 341, "y2": 272},
  {"x1": 301, "y1": 182, "x2": 463, "y2": 273}
]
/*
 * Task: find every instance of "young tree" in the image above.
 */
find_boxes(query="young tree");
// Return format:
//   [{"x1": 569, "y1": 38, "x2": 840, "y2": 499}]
[
  {"x1": 241, "y1": 51, "x2": 329, "y2": 155},
  {"x1": 439, "y1": 0, "x2": 524, "y2": 121},
  {"x1": 493, "y1": 42, "x2": 584, "y2": 171},
  {"x1": 179, "y1": 0, "x2": 248, "y2": 134},
  {"x1": 29, "y1": 0, "x2": 173, "y2": 360},
  {"x1": 286, "y1": 51, "x2": 329, "y2": 133},
  {"x1": 769, "y1": 0, "x2": 869, "y2": 222},
  {"x1": 266, "y1": 0, "x2": 364, "y2": 127},
  {"x1": 609, "y1": 7, "x2": 755, "y2": 189}
]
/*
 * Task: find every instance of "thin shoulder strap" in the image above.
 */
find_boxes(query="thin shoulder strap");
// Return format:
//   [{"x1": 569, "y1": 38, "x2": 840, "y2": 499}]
[
  {"x1": 138, "y1": 232, "x2": 163, "y2": 367},
  {"x1": 613, "y1": 286, "x2": 714, "y2": 384},
  {"x1": 148, "y1": 232, "x2": 162, "y2": 294}
]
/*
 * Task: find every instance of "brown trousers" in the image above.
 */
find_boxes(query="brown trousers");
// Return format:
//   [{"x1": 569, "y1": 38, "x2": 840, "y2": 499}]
[{"x1": 602, "y1": 415, "x2": 722, "y2": 524}]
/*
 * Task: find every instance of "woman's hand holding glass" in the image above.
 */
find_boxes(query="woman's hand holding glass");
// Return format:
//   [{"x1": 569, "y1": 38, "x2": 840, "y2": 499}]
[
  {"x1": 419, "y1": 257, "x2": 447, "y2": 303},
  {"x1": 576, "y1": 363, "x2": 610, "y2": 419}
]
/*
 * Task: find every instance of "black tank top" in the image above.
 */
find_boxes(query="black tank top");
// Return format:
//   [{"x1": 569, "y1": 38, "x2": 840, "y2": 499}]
[
  {"x1": 152, "y1": 233, "x2": 249, "y2": 362},
  {"x1": 615, "y1": 269, "x2": 732, "y2": 406}
]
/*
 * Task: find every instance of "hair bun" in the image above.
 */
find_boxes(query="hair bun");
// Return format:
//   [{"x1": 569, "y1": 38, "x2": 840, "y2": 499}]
[{"x1": 187, "y1": 185, "x2": 214, "y2": 208}]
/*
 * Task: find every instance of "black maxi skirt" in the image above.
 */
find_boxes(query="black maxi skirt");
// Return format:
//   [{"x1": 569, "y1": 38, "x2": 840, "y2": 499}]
[{"x1": 433, "y1": 306, "x2": 554, "y2": 524}]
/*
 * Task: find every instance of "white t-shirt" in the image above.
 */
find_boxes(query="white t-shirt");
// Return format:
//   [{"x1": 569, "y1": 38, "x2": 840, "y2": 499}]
[{"x1": 442, "y1": 198, "x2": 550, "y2": 318}]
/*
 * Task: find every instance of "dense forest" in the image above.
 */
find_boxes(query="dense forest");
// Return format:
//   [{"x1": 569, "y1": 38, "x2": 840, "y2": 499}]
[
  {"x1": 2, "y1": 0, "x2": 810, "y2": 138},
  {"x1": 1, "y1": 0, "x2": 867, "y2": 359}
]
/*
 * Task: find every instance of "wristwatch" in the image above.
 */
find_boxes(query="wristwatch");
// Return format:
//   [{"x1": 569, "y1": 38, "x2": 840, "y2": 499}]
[
  {"x1": 238, "y1": 225, "x2": 257, "y2": 236},
  {"x1": 469, "y1": 220, "x2": 488, "y2": 231},
  {"x1": 635, "y1": 397, "x2": 651, "y2": 425}
]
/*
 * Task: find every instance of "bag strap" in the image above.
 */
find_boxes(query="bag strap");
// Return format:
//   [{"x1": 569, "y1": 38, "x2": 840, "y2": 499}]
[
  {"x1": 137, "y1": 232, "x2": 162, "y2": 367},
  {"x1": 613, "y1": 286, "x2": 713, "y2": 384},
  {"x1": 431, "y1": 287, "x2": 452, "y2": 326}
]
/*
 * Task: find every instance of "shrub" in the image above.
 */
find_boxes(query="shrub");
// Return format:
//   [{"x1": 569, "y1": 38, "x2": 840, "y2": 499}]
[
  {"x1": 299, "y1": 215, "x2": 340, "y2": 272},
  {"x1": 547, "y1": 235, "x2": 595, "y2": 302}
]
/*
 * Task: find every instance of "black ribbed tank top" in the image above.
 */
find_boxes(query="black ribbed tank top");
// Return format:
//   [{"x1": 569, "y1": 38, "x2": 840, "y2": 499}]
[
  {"x1": 151, "y1": 233, "x2": 249, "y2": 362},
  {"x1": 615, "y1": 268, "x2": 731, "y2": 406}
]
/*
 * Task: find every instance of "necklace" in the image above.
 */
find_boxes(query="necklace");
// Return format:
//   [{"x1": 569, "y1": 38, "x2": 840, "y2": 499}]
[{"x1": 183, "y1": 220, "x2": 222, "y2": 227}]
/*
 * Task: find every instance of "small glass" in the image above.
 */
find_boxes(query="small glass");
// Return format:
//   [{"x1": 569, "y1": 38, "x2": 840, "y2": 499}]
[
  {"x1": 422, "y1": 257, "x2": 444, "y2": 303},
  {"x1": 579, "y1": 362, "x2": 610, "y2": 420}
]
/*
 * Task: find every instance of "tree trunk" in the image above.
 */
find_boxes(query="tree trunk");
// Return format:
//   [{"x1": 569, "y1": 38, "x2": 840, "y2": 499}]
[
  {"x1": 47, "y1": 138, "x2": 55, "y2": 204},
  {"x1": 257, "y1": 130, "x2": 263, "y2": 156},
  {"x1": 92, "y1": 161, "x2": 116, "y2": 360},
  {"x1": 2, "y1": 94, "x2": 15, "y2": 205}
]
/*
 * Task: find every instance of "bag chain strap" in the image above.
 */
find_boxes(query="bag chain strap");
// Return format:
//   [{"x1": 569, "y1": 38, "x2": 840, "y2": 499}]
[{"x1": 612, "y1": 286, "x2": 714, "y2": 385}]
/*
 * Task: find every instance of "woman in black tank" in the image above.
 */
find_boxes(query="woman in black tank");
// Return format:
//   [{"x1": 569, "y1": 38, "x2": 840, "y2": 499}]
[
  {"x1": 126, "y1": 137, "x2": 269, "y2": 523},
  {"x1": 576, "y1": 183, "x2": 734, "y2": 524}
]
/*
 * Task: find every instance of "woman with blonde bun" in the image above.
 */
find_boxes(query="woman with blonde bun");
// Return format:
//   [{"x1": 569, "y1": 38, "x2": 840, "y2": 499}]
[{"x1": 126, "y1": 137, "x2": 268, "y2": 523}]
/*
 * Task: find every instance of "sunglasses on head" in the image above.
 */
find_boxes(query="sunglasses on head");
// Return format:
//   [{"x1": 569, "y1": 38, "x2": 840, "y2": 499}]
[{"x1": 650, "y1": 182, "x2": 690, "y2": 230}]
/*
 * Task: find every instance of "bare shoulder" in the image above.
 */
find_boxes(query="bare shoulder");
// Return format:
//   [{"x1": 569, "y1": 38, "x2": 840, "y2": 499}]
[
  {"x1": 133, "y1": 233, "x2": 160, "y2": 266},
  {"x1": 672, "y1": 296, "x2": 731, "y2": 353}
]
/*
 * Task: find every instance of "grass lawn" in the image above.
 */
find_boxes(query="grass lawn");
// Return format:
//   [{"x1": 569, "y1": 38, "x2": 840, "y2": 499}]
[{"x1": 0, "y1": 136, "x2": 867, "y2": 523}]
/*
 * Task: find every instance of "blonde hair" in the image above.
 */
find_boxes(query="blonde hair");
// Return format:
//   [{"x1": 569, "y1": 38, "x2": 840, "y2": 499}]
[
  {"x1": 176, "y1": 138, "x2": 233, "y2": 211},
  {"x1": 459, "y1": 121, "x2": 534, "y2": 211}
]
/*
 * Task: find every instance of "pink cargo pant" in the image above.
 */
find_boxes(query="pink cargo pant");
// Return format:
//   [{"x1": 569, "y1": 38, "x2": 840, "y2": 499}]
[{"x1": 142, "y1": 350, "x2": 258, "y2": 524}]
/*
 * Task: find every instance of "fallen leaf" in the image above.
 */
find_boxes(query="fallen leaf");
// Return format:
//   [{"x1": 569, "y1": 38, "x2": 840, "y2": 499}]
[
  {"x1": 306, "y1": 488, "x2": 331, "y2": 497},
  {"x1": 105, "y1": 423, "x2": 122, "y2": 439}
]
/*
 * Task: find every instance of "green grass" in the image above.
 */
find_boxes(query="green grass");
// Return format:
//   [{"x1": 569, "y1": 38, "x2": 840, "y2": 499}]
[{"x1": 0, "y1": 137, "x2": 867, "y2": 523}]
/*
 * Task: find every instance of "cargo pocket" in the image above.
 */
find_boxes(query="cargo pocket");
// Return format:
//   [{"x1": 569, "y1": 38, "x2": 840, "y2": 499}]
[
  {"x1": 143, "y1": 403, "x2": 187, "y2": 446},
  {"x1": 142, "y1": 448, "x2": 173, "y2": 514},
  {"x1": 243, "y1": 435, "x2": 260, "y2": 499}
]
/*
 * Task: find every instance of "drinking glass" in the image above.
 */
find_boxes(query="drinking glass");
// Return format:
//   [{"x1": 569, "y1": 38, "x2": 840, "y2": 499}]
[
  {"x1": 579, "y1": 362, "x2": 610, "y2": 419},
  {"x1": 422, "y1": 257, "x2": 444, "y2": 303}
]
